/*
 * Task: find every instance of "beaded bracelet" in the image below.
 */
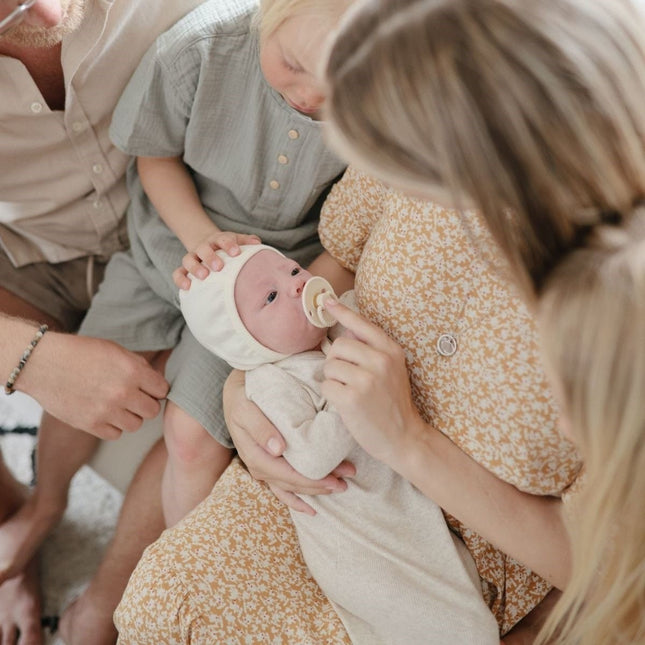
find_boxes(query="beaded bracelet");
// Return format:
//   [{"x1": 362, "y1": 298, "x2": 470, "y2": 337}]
[{"x1": 5, "y1": 324, "x2": 49, "y2": 395}]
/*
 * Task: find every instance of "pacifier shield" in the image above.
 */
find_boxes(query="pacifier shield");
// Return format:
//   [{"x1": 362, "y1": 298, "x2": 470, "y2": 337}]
[{"x1": 302, "y1": 276, "x2": 337, "y2": 328}]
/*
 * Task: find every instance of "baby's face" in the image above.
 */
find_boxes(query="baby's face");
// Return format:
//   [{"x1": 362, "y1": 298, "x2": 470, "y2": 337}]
[{"x1": 235, "y1": 250, "x2": 328, "y2": 354}]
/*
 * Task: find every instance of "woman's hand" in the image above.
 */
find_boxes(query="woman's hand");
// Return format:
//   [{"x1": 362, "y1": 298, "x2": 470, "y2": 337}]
[
  {"x1": 223, "y1": 370, "x2": 355, "y2": 514},
  {"x1": 173, "y1": 230, "x2": 261, "y2": 289},
  {"x1": 321, "y1": 299, "x2": 425, "y2": 469},
  {"x1": 322, "y1": 302, "x2": 573, "y2": 588}
]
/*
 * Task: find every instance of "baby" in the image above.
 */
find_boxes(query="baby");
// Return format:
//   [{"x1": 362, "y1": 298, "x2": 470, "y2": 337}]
[{"x1": 180, "y1": 244, "x2": 499, "y2": 645}]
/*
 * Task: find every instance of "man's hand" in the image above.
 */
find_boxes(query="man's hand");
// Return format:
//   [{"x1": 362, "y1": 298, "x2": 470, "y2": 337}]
[{"x1": 19, "y1": 332, "x2": 169, "y2": 440}]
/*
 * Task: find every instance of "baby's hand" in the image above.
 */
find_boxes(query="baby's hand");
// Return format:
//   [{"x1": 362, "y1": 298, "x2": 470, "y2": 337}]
[{"x1": 173, "y1": 230, "x2": 261, "y2": 289}]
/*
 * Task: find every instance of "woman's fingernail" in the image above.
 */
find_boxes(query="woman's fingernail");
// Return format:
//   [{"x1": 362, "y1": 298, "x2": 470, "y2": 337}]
[{"x1": 267, "y1": 438, "x2": 281, "y2": 455}]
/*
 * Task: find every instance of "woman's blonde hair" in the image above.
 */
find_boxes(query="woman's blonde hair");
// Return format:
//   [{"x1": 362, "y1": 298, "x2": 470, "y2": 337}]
[
  {"x1": 326, "y1": 0, "x2": 645, "y2": 639},
  {"x1": 256, "y1": 0, "x2": 353, "y2": 40},
  {"x1": 324, "y1": 0, "x2": 645, "y2": 296},
  {"x1": 536, "y1": 210, "x2": 645, "y2": 644}
]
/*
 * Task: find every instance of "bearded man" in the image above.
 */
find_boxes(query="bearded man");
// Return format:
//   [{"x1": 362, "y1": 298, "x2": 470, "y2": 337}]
[{"x1": 0, "y1": 1, "x2": 201, "y2": 643}]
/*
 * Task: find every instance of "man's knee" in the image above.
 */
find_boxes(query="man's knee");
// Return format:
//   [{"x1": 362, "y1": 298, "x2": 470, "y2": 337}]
[
  {"x1": 0, "y1": 253, "x2": 107, "y2": 332},
  {"x1": 0, "y1": 286, "x2": 63, "y2": 330}
]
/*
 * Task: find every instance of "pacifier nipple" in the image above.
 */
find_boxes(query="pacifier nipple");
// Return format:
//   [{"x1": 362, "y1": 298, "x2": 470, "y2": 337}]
[{"x1": 302, "y1": 276, "x2": 337, "y2": 328}]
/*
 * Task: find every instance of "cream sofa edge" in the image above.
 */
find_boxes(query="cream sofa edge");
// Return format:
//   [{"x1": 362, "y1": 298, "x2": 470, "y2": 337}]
[{"x1": 88, "y1": 406, "x2": 164, "y2": 495}]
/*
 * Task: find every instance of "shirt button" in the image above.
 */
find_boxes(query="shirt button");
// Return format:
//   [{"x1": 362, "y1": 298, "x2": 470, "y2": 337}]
[
  {"x1": 72, "y1": 121, "x2": 85, "y2": 132},
  {"x1": 278, "y1": 154, "x2": 289, "y2": 164},
  {"x1": 288, "y1": 129, "x2": 299, "y2": 140},
  {"x1": 30, "y1": 102, "x2": 43, "y2": 113},
  {"x1": 269, "y1": 180, "x2": 280, "y2": 190},
  {"x1": 437, "y1": 334, "x2": 458, "y2": 357},
  {"x1": 92, "y1": 163, "x2": 103, "y2": 174},
  {"x1": 93, "y1": 199, "x2": 103, "y2": 209}
]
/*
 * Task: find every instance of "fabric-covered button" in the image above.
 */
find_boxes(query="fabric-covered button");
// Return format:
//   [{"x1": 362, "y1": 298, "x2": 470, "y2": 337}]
[
  {"x1": 288, "y1": 129, "x2": 299, "y2": 139},
  {"x1": 436, "y1": 334, "x2": 457, "y2": 357},
  {"x1": 269, "y1": 180, "x2": 280, "y2": 190}
]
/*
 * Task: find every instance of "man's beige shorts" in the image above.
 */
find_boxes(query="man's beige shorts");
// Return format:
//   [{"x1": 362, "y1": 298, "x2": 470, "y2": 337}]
[{"x1": 0, "y1": 249, "x2": 108, "y2": 331}]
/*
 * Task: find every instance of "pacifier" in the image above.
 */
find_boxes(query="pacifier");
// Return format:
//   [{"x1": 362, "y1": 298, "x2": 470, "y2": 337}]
[{"x1": 302, "y1": 276, "x2": 337, "y2": 328}]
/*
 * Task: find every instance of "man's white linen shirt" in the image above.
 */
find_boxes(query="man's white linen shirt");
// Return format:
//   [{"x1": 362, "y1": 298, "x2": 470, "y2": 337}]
[{"x1": 0, "y1": 0, "x2": 202, "y2": 266}]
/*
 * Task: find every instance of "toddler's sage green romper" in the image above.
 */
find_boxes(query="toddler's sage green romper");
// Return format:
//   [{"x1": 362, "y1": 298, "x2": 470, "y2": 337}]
[{"x1": 79, "y1": 0, "x2": 346, "y2": 445}]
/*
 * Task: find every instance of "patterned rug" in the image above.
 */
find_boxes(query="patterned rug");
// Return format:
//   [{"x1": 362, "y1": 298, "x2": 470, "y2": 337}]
[{"x1": 0, "y1": 392, "x2": 122, "y2": 644}]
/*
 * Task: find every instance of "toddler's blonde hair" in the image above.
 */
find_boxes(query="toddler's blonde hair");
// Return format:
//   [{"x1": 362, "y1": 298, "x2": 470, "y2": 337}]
[{"x1": 256, "y1": 0, "x2": 353, "y2": 40}]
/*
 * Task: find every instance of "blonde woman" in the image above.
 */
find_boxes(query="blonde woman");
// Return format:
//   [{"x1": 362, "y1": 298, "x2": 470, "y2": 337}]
[
  {"x1": 116, "y1": 165, "x2": 580, "y2": 643},
  {"x1": 323, "y1": 0, "x2": 645, "y2": 641},
  {"x1": 535, "y1": 212, "x2": 645, "y2": 643}
]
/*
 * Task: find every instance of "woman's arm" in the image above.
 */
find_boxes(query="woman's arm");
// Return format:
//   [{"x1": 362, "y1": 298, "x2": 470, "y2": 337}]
[
  {"x1": 246, "y1": 365, "x2": 357, "y2": 481},
  {"x1": 321, "y1": 300, "x2": 572, "y2": 589},
  {"x1": 401, "y1": 416, "x2": 570, "y2": 588},
  {"x1": 223, "y1": 369, "x2": 354, "y2": 514}
]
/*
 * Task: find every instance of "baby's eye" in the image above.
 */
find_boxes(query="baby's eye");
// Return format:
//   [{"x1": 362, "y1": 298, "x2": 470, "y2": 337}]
[
  {"x1": 266, "y1": 290, "x2": 277, "y2": 304},
  {"x1": 291, "y1": 267, "x2": 301, "y2": 276}
]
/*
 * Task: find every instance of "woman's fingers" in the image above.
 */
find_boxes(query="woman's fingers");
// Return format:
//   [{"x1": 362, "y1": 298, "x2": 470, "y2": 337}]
[
  {"x1": 245, "y1": 446, "x2": 348, "y2": 495},
  {"x1": 229, "y1": 405, "x2": 348, "y2": 494},
  {"x1": 325, "y1": 299, "x2": 392, "y2": 349},
  {"x1": 330, "y1": 460, "x2": 357, "y2": 478},
  {"x1": 222, "y1": 370, "x2": 352, "y2": 495},
  {"x1": 268, "y1": 483, "x2": 316, "y2": 515}
]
